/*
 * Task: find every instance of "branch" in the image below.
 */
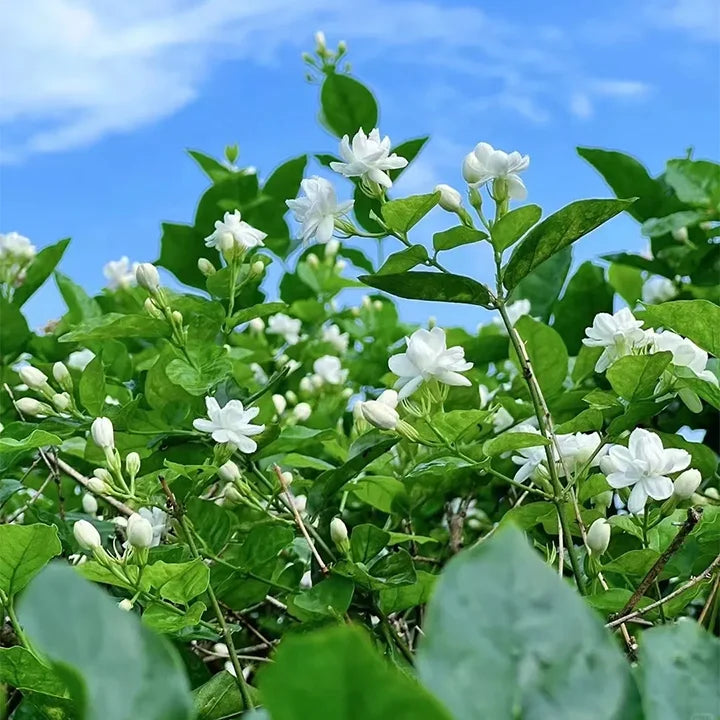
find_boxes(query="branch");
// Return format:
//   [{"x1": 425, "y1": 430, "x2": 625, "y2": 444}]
[{"x1": 54, "y1": 457, "x2": 133, "y2": 516}]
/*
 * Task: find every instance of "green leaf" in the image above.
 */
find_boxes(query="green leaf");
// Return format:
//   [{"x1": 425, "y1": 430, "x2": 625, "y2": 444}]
[
  {"x1": 491, "y1": 204, "x2": 542, "y2": 252},
  {"x1": 351, "y1": 524, "x2": 390, "y2": 563},
  {"x1": 188, "y1": 150, "x2": 234, "y2": 183},
  {"x1": 416, "y1": 526, "x2": 633, "y2": 720},
  {"x1": 0, "y1": 430, "x2": 62, "y2": 454},
  {"x1": 483, "y1": 431, "x2": 550, "y2": 457},
  {"x1": 78, "y1": 354, "x2": 106, "y2": 416},
  {"x1": 166, "y1": 351, "x2": 232, "y2": 396},
  {"x1": 143, "y1": 560, "x2": 210, "y2": 604},
  {"x1": 606, "y1": 352, "x2": 672, "y2": 401},
  {"x1": 351, "y1": 476, "x2": 407, "y2": 513},
  {"x1": 577, "y1": 147, "x2": 679, "y2": 222},
  {"x1": 512, "y1": 316, "x2": 569, "y2": 396},
  {"x1": 608, "y1": 263, "x2": 643, "y2": 307},
  {"x1": 263, "y1": 155, "x2": 308, "y2": 202},
  {"x1": 504, "y1": 199, "x2": 633, "y2": 290},
  {"x1": 229, "y1": 301, "x2": 287, "y2": 327},
  {"x1": 142, "y1": 601, "x2": 206, "y2": 633},
  {"x1": 320, "y1": 74, "x2": 378, "y2": 139},
  {"x1": 636, "y1": 621, "x2": 720, "y2": 720},
  {"x1": 157, "y1": 222, "x2": 218, "y2": 290},
  {"x1": 665, "y1": 158, "x2": 720, "y2": 207},
  {"x1": 59, "y1": 313, "x2": 169, "y2": 343},
  {"x1": 389, "y1": 137, "x2": 429, "y2": 182},
  {"x1": 0, "y1": 297, "x2": 30, "y2": 360},
  {"x1": 0, "y1": 524, "x2": 62, "y2": 597},
  {"x1": 641, "y1": 210, "x2": 704, "y2": 237},
  {"x1": 360, "y1": 271, "x2": 492, "y2": 308},
  {"x1": 643, "y1": 300, "x2": 720, "y2": 357},
  {"x1": 377, "y1": 245, "x2": 428, "y2": 274},
  {"x1": 381, "y1": 192, "x2": 440, "y2": 233},
  {"x1": 553, "y1": 262, "x2": 613, "y2": 354},
  {"x1": 55, "y1": 272, "x2": 102, "y2": 323},
  {"x1": 0, "y1": 646, "x2": 68, "y2": 698},
  {"x1": 602, "y1": 550, "x2": 660, "y2": 579},
  {"x1": 13, "y1": 238, "x2": 70, "y2": 308},
  {"x1": 432, "y1": 226, "x2": 488, "y2": 252},
  {"x1": 288, "y1": 576, "x2": 354, "y2": 622},
  {"x1": 554, "y1": 409, "x2": 604, "y2": 434},
  {"x1": 379, "y1": 570, "x2": 437, "y2": 614},
  {"x1": 18, "y1": 563, "x2": 193, "y2": 720},
  {"x1": 194, "y1": 671, "x2": 251, "y2": 719},
  {"x1": 258, "y1": 625, "x2": 452, "y2": 720}
]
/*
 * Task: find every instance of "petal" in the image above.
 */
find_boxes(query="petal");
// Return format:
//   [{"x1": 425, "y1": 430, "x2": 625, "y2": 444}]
[
  {"x1": 660, "y1": 448, "x2": 691, "y2": 474},
  {"x1": 627, "y1": 483, "x2": 648, "y2": 515},
  {"x1": 506, "y1": 174, "x2": 527, "y2": 200},
  {"x1": 233, "y1": 434, "x2": 258, "y2": 454},
  {"x1": 642, "y1": 475, "x2": 674, "y2": 501},
  {"x1": 435, "y1": 370, "x2": 472, "y2": 387},
  {"x1": 388, "y1": 353, "x2": 418, "y2": 378},
  {"x1": 192, "y1": 419, "x2": 216, "y2": 433},
  {"x1": 316, "y1": 215, "x2": 335, "y2": 244},
  {"x1": 397, "y1": 375, "x2": 424, "y2": 400},
  {"x1": 514, "y1": 462, "x2": 537, "y2": 484},
  {"x1": 606, "y1": 471, "x2": 637, "y2": 489}
]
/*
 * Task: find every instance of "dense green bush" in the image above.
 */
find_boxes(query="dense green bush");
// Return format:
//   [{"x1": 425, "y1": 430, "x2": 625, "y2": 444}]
[{"x1": 1, "y1": 36, "x2": 718, "y2": 719}]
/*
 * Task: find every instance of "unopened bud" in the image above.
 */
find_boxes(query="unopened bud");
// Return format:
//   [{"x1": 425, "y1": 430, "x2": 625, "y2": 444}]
[
  {"x1": 306, "y1": 253, "x2": 319, "y2": 269},
  {"x1": 293, "y1": 494, "x2": 307, "y2": 514},
  {"x1": 293, "y1": 402, "x2": 312, "y2": 421},
  {"x1": 144, "y1": 297, "x2": 164, "y2": 319},
  {"x1": 82, "y1": 493, "x2": 98, "y2": 514},
  {"x1": 361, "y1": 295, "x2": 371, "y2": 309},
  {"x1": 334, "y1": 259, "x2": 347, "y2": 273},
  {"x1": 198, "y1": 257, "x2": 216, "y2": 276},
  {"x1": 135, "y1": 263, "x2": 160, "y2": 292},
  {"x1": 272, "y1": 394, "x2": 287, "y2": 415},
  {"x1": 586, "y1": 518, "x2": 611, "y2": 556},
  {"x1": 91, "y1": 417, "x2": 115, "y2": 449},
  {"x1": 315, "y1": 30, "x2": 326, "y2": 51},
  {"x1": 361, "y1": 400, "x2": 399, "y2": 430},
  {"x1": 15, "y1": 397, "x2": 51, "y2": 417},
  {"x1": 285, "y1": 390, "x2": 298, "y2": 405},
  {"x1": 330, "y1": 517, "x2": 349, "y2": 551},
  {"x1": 249, "y1": 317, "x2": 265, "y2": 332},
  {"x1": 337, "y1": 40, "x2": 347, "y2": 53},
  {"x1": 223, "y1": 483, "x2": 244, "y2": 504},
  {"x1": 218, "y1": 460, "x2": 241, "y2": 483},
  {"x1": 127, "y1": 513, "x2": 154, "y2": 549},
  {"x1": 673, "y1": 469, "x2": 701, "y2": 499},
  {"x1": 73, "y1": 519, "x2": 102, "y2": 550},
  {"x1": 118, "y1": 598, "x2": 133, "y2": 612},
  {"x1": 671, "y1": 226, "x2": 689, "y2": 243},
  {"x1": 213, "y1": 642, "x2": 230, "y2": 658},
  {"x1": 299, "y1": 376, "x2": 313, "y2": 394},
  {"x1": 435, "y1": 183, "x2": 463, "y2": 212},
  {"x1": 19, "y1": 366, "x2": 49, "y2": 391},
  {"x1": 52, "y1": 362, "x2": 72, "y2": 390},
  {"x1": 251, "y1": 260, "x2": 265, "y2": 277},
  {"x1": 87, "y1": 476, "x2": 110, "y2": 494},
  {"x1": 125, "y1": 452, "x2": 141, "y2": 479},
  {"x1": 280, "y1": 470, "x2": 293, "y2": 486},
  {"x1": 171, "y1": 310, "x2": 183, "y2": 325},
  {"x1": 373, "y1": 300, "x2": 383, "y2": 311},
  {"x1": 325, "y1": 239, "x2": 340, "y2": 258}
]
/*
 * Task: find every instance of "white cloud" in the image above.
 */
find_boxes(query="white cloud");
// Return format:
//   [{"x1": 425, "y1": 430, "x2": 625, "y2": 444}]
[
  {"x1": 648, "y1": 0, "x2": 720, "y2": 41},
  {"x1": 0, "y1": 0, "x2": 674, "y2": 162}
]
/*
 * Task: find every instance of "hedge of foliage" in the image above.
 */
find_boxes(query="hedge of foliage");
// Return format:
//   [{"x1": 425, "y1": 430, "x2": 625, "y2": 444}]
[{"x1": 0, "y1": 35, "x2": 719, "y2": 720}]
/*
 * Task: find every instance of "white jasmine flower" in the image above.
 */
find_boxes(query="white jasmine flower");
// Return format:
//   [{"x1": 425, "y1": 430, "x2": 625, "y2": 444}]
[
  {"x1": 313, "y1": 355, "x2": 347, "y2": 385},
  {"x1": 511, "y1": 442, "x2": 550, "y2": 484},
  {"x1": 649, "y1": 331, "x2": 718, "y2": 385},
  {"x1": 249, "y1": 317, "x2": 265, "y2": 333},
  {"x1": 582, "y1": 308, "x2": 649, "y2": 372},
  {"x1": 602, "y1": 428, "x2": 691, "y2": 514},
  {"x1": 322, "y1": 324, "x2": 349, "y2": 353},
  {"x1": 329, "y1": 128, "x2": 408, "y2": 189},
  {"x1": 492, "y1": 406, "x2": 514, "y2": 433},
  {"x1": 267, "y1": 313, "x2": 301, "y2": 345},
  {"x1": 118, "y1": 598, "x2": 134, "y2": 612},
  {"x1": 388, "y1": 327, "x2": 473, "y2": 400},
  {"x1": 193, "y1": 397, "x2": 265, "y2": 453},
  {"x1": 205, "y1": 210, "x2": 266, "y2": 252},
  {"x1": 556, "y1": 432, "x2": 604, "y2": 475},
  {"x1": 103, "y1": 257, "x2": 138, "y2": 290},
  {"x1": 286, "y1": 176, "x2": 354, "y2": 244},
  {"x1": 462, "y1": 142, "x2": 530, "y2": 199},
  {"x1": 1, "y1": 232, "x2": 36, "y2": 260},
  {"x1": 492, "y1": 299, "x2": 531, "y2": 331},
  {"x1": 249, "y1": 362, "x2": 268, "y2": 385},
  {"x1": 641, "y1": 276, "x2": 676, "y2": 304},
  {"x1": 67, "y1": 349, "x2": 95, "y2": 371},
  {"x1": 137, "y1": 507, "x2": 169, "y2": 547}
]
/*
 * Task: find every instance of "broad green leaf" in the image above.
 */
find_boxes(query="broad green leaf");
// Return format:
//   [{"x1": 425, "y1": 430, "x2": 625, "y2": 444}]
[
  {"x1": 13, "y1": 238, "x2": 70, "y2": 308},
  {"x1": 144, "y1": 560, "x2": 210, "y2": 604},
  {"x1": 641, "y1": 210, "x2": 704, "y2": 237},
  {"x1": 19, "y1": 563, "x2": 193, "y2": 720},
  {"x1": 643, "y1": 300, "x2": 720, "y2": 357},
  {"x1": 263, "y1": 155, "x2": 308, "y2": 202},
  {"x1": 55, "y1": 271, "x2": 102, "y2": 323},
  {"x1": 381, "y1": 192, "x2": 440, "y2": 233},
  {"x1": 665, "y1": 158, "x2": 720, "y2": 207},
  {"x1": 188, "y1": 150, "x2": 234, "y2": 183},
  {"x1": 59, "y1": 313, "x2": 169, "y2": 343},
  {"x1": 0, "y1": 524, "x2": 62, "y2": 597},
  {"x1": 166, "y1": 352, "x2": 232, "y2": 396},
  {"x1": 157, "y1": 222, "x2": 219, "y2": 290},
  {"x1": 504, "y1": 199, "x2": 633, "y2": 290},
  {"x1": 186, "y1": 499, "x2": 234, "y2": 554},
  {"x1": 512, "y1": 316, "x2": 569, "y2": 396},
  {"x1": 0, "y1": 646, "x2": 68, "y2": 698},
  {"x1": 360, "y1": 271, "x2": 492, "y2": 308},
  {"x1": 231, "y1": 523, "x2": 294, "y2": 573},
  {"x1": 491, "y1": 204, "x2": 542, "y2": 251},
  {"x1": 377, "y1": 245, "x2": 428, "y2": 274},
  {"x1": 432, "y1": 226, "x2": 487, "y2": 252},
  {"x1": 606, "y1": 352, "x2": 672, "y2": 401},
  {"x1": 577, "y1": 147, "x2": 680, "y2": 222},
  {"x1": 554, "y1": 409, "x2": 604, "y2": 433},
  {"x1": 0, "y1": 297, "x2": 30, "y2": 358},
  {"x1": 509, "y1": 246, "x2": 572, "y2": 321},
  {"x1": 483, "y1": 431, "x2": 549, "y2": 457},
  {"x1": 259, "y1": 625, "x2": 452, "y2": 720},
  {"x1": 79, "y1": 354, "x2": 106, "y2": 416},
  {"x1": 379, "y1": 571, "x2": 437, "y2": 614},
  {"x1": 142, "y1": 601, "x2": 206, "y2": 633},
  {"x1": 350, "y1": 524, "x2": 390, "y2": 563},
  {"x1": 193, "y1": 671, "x2": 251, "y2": 719},
  {"x1": 288, "y1": 576, "x2": 354, "y2": 622},
  {"x1": 320, "y1": 74, "x2": 378, "y2": 138},
  {"x1": 416, "y1": 526, "x2": 633, "y2": 720},
  {"x1": 0, "y1": 430, "x2": 62, "y2": 454},
  {"x1": 0, "y1": 479, "x2": 23, "y2": 510},
  {"x1": 389, "y1": 136, "x2": 429, "y2": 182},
  {"x1": 553, "y1": 262, "x2": 613, "y2": 354},
  {"x1": 194, "y1": 174, "x2": 259, "y2": 236},
  {"x1": 608, "y1": 263, "x2": 643, "y2": 307},
  {"x1": 602, "y1": 549, "x2": 660, "y2": 579},
  {"x1": 229, "y1": 301, "x2": 287, "y2": 327},
  {"x1": 351, "y1": 476, "x2": 407, "y2": 513},
  {"x1": 636, "y1": 622, "x2": 720, "y2": 720}
]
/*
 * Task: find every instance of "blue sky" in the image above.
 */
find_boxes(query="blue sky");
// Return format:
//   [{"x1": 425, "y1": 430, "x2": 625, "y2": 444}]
[{"x1": 2, "y1": 0, "x2": 719, "y2": 330}]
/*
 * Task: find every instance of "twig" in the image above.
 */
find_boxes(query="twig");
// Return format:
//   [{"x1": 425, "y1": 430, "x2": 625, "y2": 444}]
[
  {"x1": 612, "y1": 507, "x2": 703, "y2": 622},
  {"x1": 54, "y1": 456, "x2": 133, "y2": 516},
  {"x1": 274, "y1": 464, "x2": 328, "y2": 574},
  {"x1": 607, "y1": 550, "x2": 720, "y2": 629},
  {"x1": 4, "y1": 474, "x2": 53, "y2": 523},
  {"x1": 698, "y1": 571, "x2": 720, "y2": 626}
]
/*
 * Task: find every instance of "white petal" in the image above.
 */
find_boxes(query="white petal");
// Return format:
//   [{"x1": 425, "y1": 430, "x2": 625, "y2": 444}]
[{"x1": 627, "y1": 483, "x2": 648, "y2": 515}]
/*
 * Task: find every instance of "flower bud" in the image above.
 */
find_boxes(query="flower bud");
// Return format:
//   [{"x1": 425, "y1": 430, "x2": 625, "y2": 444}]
[
  {"x1": 338, "y1": 40, "x2": 347, "y2": 53},
  {"x1": 285, "y1": 390, "x2": 298, "y2": 405},
  {"x1": 171, "y1": 310, "x2": 183, "y2": 325},
  {"x1": 361, "y1": 400, "x2": 399, "y2": 430},
  {"x1": 213, "y1": 642, "x2": 230, "y2": 658},
  {"x1": 249, "y1": 317, "x2": 265, "y2": 333},
  {"x1": 82, "y1": 493, "x2": 98, "y2": 514},
  {"x1": 15, "y1": 397, "x2": 51, "y2": 417},
  {"x1": 218, "y1": 459, "x2": 241, "y2": 483},
  {"x1": 52, "y1": 392, "x2": 71, "y2": 411},
  {"x1": 435, "y1": 183, "x2": 463, "y2": 212},
  {"x1": 300, "y1": 570, "x2": 313, "y2": 589},
  {"x1": 91, "y1": 417, "x2": 114, "y2": 449},
  {"x1": 373, "y1": 300, "x2": 383, "y2": 311},
  {"x1": 299, "y1": 376, "x2": 313, "y2": 394},
  {"x1": 251, "y1": 260, "x2": 265, "y2": 277},
  {"x1": 118, "y1": 598, "x2": 133, "y2": 612},
  {"x1": 73, "y1": 519, "x2": 101, "y2": 550},
  {"x1": 281, "y1": 470, "x2": 293, "y2": 486},
  {"x1": 293, "y1": 494, "x2": 307, "y2": 514},
  {"x1": 93, "y1": 468, "x2": 113, "y2": 485},
  {"x1": 586, "y1": 518, "x2": 611, "y2": 556},
  {"x1": 127, "y1": 512, "x2": 154, "y2": 549},
  {"x1": 325, "y1": 239, "x2": 340, "y2": 258},
  {"x1": 315, "y1": 30, "x2": 326, "y2": 51},
  {"x1": 334, "y1": 259, "x2": 347, "y2": 273},
  {"x1": 293, "y1": 402, "x2": 312, "y2": 422},
  {"x1": 671, "y1": 226, "x2": 689, "y2": 243},
  {"x1": 135, "y1": 263, "x2": 160, "y2": 292},
  {"x1": 272, "y1": 394, "x2": 287, "y2": 415},
  {"x1": 673, "y1": 469, "x2": 701, "y2": 499},
  {"x1": 19, "y1": 366, "x2": 48, "y2": 390},
  {"x1": 122, "y1": 452, "x2": 140, "y2": 480},
  {"x1": 87, "y1": 476, "x2": 109, "y2": 494},
  {"x1": 198, "y1": 257, "x2": 216, "y2": 276},
  {"x1": 223, "y1": 483, "x2": 244, "y2": 504},
  {"x1": 144, "y1": 297, "x2": 164, "y2": 319},
  {"x1": 361, "y1": 295, "x2": 371, "y2": 309},
  {"x1": 53, "y1": 361, "x2": 71, "y2": 389},
  {"x1": 377, "y1": 389, "x2": 399, "y2": 409},
  {"x1": 306, "y1": 253, "x2": 319, "y2": 269},
  {"x1": 330, "y1": 517, "x2": 349, "y2": 550}
]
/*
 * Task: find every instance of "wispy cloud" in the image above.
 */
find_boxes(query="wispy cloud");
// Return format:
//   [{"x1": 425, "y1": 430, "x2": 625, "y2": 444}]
[{"x1": 0, "y1": 0, "x2": 706, "y2": 162}]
